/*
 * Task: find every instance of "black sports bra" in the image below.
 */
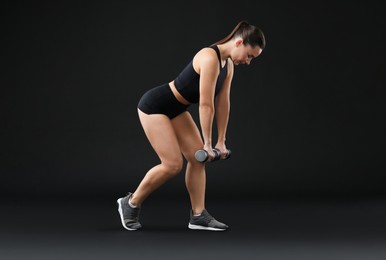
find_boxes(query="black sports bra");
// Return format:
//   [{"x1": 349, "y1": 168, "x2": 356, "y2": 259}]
[{"x1": 174, "y1": 45, "x2": 228, "y2": 104}]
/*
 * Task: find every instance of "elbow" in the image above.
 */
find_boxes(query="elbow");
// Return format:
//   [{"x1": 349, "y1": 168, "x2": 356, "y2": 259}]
[
  {"x1": 199, "y1": 103, "x2": 215, "y2": 113},
  {"x1": 199, "y1": 103, "x2": 215, "y2": 117}
]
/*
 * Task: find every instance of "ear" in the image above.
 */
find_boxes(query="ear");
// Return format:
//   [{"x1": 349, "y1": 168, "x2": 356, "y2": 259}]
[{"x1": 235, "y1": 39, "x2": 244, "y2": 47}]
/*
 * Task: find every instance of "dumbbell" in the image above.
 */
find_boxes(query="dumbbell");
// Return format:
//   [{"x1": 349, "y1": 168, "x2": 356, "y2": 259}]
[{"x1": 195, "y1": 148, "x2": 231, "y2": 163}]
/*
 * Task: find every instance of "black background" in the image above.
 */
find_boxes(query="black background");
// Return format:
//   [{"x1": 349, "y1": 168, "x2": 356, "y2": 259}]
[
  {"x1": 1, "y1": 1, "x2": 386, "y2": 259},
  {"x1": 2, "y1": 0, "x2": 385, "y2": 199}
]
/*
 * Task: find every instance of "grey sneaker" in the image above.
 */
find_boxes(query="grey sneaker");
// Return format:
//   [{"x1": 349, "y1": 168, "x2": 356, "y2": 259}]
[
  {"x1": 188, "y1": 209, "x2": 228, "y2": 231},
  {"x1": 117, "y1": 193, "x2": 142, "y2": 231}
]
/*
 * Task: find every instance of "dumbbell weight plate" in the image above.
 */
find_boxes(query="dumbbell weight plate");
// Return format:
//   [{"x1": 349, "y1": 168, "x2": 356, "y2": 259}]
[
  {"x1": 225, "y1": 149, "x2": 231, "y2": 159},
  {"x1": 195, "y1": 150, "x2": 208, "y2": 162},
  {"x1": 212, "y1": 148, "x2": 221, "y2": 161}
]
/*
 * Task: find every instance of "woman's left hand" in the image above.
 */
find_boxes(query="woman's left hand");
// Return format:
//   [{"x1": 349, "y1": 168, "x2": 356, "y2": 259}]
[{"x1": 215, "y1": 143, "x2": 230, "y2": 160}]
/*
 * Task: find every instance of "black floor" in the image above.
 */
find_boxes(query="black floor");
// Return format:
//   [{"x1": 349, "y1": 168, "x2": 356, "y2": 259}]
[{"x1": 1, "y1": 194, "x2": 386, "y2": 260}]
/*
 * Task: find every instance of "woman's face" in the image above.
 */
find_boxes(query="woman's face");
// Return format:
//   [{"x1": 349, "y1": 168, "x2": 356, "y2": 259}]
[{"x1": 231, "y1": 39, "x2": 262, "y2": 65}]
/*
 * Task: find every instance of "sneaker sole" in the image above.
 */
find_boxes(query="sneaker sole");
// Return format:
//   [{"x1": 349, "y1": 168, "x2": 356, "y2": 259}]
[
  {"x1": 188, "y1": 223, "x2": 227, "y2": 231},
  {"x1": 117, "y1": 198, "x2": 140, "y2": 231}
]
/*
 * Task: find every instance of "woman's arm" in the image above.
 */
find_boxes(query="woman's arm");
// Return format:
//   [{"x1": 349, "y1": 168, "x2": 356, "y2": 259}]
[
  {"x1": 215, "y1": 59, "x2": 234, "y2": 156},
  {"x1": 195, "y1": 49, "x2": 220, "y2": 157}
]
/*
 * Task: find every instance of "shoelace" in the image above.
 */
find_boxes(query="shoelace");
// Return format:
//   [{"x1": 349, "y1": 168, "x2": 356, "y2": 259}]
[
  {"x1": 127, "y1": 207, "x2": 140, "y2": 220},
  {"x1": 125, "y1": 197, "x2": 140, "y2": 220},
  {"x1": 200, "y1": 211, "x2": 215, "y2": 223}
]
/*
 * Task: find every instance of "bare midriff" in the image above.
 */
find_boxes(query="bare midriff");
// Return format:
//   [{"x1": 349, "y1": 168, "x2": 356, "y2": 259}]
[{"x1": 169, "y1": 81, "x2": 192, "y2": 105}]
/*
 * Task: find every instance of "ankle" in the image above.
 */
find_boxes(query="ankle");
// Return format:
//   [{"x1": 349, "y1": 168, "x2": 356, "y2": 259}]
[
  {"x1": 192, "y1": 209, "x2": 204, "y2": 216},
  {"x1": 128, "y1": 197, "x2": 138, "y2": 208},
  {"x1": 128, "y1": 194, "x2": 140, "y2": 208}
]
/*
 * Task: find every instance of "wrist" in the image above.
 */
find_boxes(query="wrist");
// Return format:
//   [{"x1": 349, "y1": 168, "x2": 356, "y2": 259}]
[
  {"x1": 204, "y1": 142, "x2": 212, "y2": 148},
  {"x1": 217, "y1": 138, "x2": 226, "y2": 144},
  {"x1": 204, "y1": 138, "x2": 212, "y2": 146}
]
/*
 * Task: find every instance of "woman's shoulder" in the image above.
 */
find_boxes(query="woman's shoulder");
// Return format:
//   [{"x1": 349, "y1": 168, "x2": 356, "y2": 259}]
[
  {"x1": 195, "y1": 46, "x2": 217, "y2": 56},
  {"x1": 193, "y1": 47, "x2": 219, "y2": 65}
]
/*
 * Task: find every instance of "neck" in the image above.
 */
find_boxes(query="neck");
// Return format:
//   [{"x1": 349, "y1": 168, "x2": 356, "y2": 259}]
[{"x1": 216, "y1": 40, "x2": 234, "y2": 60}]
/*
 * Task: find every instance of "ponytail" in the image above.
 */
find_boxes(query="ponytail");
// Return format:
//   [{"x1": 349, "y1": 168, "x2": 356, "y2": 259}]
[{"x1": 212, "y1": 21, "x2": 266, "y2": 49}]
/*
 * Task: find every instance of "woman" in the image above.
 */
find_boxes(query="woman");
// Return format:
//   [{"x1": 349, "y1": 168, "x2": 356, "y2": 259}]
[{"x1": 117, "y1": 21, "x2": 265, "y2": 231}]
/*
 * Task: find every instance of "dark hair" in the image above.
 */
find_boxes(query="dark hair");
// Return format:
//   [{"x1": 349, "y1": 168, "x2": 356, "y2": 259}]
[{"x1": 212, "y1": 21, "x2": 266, "y2": 49}]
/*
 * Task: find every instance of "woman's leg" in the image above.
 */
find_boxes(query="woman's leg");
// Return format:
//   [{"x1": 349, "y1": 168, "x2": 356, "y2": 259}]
[
  {"x1": 171, "y1": 111, "x2": 228, "y2": 231},
  {"x1": 130, "y1": 109, "x2": 184, "y2": 207},
  {"x1": 170, "y1": 111, "x2": 206, "y2": 215}
]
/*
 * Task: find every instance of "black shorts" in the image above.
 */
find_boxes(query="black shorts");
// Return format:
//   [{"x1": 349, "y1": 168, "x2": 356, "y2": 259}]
[{"x1": 137, "y1": 83, "x2": 190, "y2": 119}]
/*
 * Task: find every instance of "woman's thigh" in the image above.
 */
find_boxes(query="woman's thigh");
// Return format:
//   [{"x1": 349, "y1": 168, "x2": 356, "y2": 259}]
[
  {"x1": 138, "y1": 109, "x2": 183, "y2": 167},
  {"x1": 171, "y1": 111, "x2": 203, "y2": 162}
]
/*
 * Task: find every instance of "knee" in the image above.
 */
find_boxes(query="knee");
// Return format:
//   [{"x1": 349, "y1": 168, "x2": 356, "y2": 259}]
[
  {"x1": 163, "y1": 159, "x2": 183, "y2": 176},
  {"x1": 186, "y1": 158, "x2": 205, "y2": 171},
  {"x1": 185, "y1": 151, "x2": 202, "y2": 166}
]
